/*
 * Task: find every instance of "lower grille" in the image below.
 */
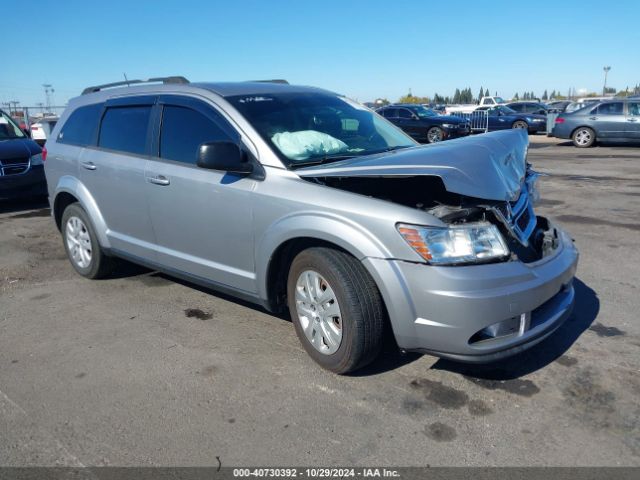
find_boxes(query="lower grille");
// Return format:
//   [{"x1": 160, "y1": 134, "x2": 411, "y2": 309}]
[{"x1": 0, "y1": 158, "x2": 30, "y2": 176}]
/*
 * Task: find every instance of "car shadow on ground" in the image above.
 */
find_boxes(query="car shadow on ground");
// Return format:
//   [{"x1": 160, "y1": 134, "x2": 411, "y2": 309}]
[
  {"x1": 431, "y1": 277, "x2": 598, "y2": 380},
  {"x1": 0, "y1": 197, "x2": 49, "y2": 215},
  {"x1": 116, "y1": 269, "x2": 597, "y2": 379},
  {"x1": 556, "y1": 140, "x2": 640, "y2": 148}
]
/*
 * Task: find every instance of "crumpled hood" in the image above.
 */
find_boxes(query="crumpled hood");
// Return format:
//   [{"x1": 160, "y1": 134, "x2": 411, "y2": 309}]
[{"x1": 296, "y1": 129, "x2": 528, "y2": 202}]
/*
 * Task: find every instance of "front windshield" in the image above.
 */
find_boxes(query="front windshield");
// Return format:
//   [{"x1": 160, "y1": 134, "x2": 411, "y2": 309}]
[
  {"x1": 412, "y1": 106, "x2": 437, "y2": 118},
  {"x1": 494, "y1": 97, "x2": 506, "y2": 104},
  {"x1": 0, "y1": 111, "x2": 26, "y2": 140},
  {"x1": 227, "y1": 92, "x2": 416, "y2": 168}
]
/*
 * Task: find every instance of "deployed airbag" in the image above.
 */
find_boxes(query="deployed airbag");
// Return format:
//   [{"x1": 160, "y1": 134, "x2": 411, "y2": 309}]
[{"x1": 272, "y1": 130, "x2": 348, "y2": 161}]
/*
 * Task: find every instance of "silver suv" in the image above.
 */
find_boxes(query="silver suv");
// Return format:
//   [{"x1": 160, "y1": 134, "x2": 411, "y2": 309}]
[{"x1": 44, "y1": 77, "x2": 579, "y2": 373}]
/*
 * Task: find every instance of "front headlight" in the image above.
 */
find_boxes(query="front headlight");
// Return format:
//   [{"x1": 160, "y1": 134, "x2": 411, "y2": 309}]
[
  {"x1": 533, "y1": 118, "x2": 545, "y2": 122},
  {"x1": 30, "y1": 153, "x2": 44, "y2": 166},
  {"x1": 397, "y1": 222, "x2": 509, "y2": 265},
  {"x1": 441, "y1": 123, "x2": 457, "y2": 128}
]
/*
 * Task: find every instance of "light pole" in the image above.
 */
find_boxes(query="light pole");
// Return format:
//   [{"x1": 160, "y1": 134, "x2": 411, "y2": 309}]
[{"x1": 603, "y1": 66, "x2": 611, "y2": 96}]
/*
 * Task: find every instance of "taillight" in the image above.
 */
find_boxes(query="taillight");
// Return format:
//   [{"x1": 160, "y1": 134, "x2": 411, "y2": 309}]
[
  {"x1": 555, "y1": 117, "x2": 565, "y2": 124},
  {"x1": 42, "y1": 146, "x2": 47, "y2": 161}
]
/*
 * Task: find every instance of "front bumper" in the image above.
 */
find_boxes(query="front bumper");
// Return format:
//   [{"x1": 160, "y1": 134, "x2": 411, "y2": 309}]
[
  {"x1": 363, "y1": 222, "x2": 579, "y2": 363},
  {"x1": 0, "y1": 165, "x2": 48, "y2": 200},
  {"x1": 443, "y1": 125, "x2": 471, "y2": 138}
]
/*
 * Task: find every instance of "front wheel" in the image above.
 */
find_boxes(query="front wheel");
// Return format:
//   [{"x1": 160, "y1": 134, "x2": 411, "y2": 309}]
[
  {"x1": 426, "y1": 126, "x2": 444, "y2": 143},
  {"x1": 572, "y1": 127, "x2": 596, "y2": 148},
  {"x1": 287, "y1": 247, "x2": 385, "y2": 374},
  {"x1": 512, "y1": 120, "x2": 528, "y2": 130}
]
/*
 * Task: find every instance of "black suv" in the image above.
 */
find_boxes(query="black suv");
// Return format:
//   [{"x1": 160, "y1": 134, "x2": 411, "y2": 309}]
[{"x1": 376, "y1": 104, "x2": 470, "y2": 143}]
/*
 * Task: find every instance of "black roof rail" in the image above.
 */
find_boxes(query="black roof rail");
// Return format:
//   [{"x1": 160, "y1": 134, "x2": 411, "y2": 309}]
[
  {"x1": 250, "y1": 79, "x2": 289, "y2": 84},
  {"x1": 81, "y1": 76, "x2": 190, "y2": 95}
]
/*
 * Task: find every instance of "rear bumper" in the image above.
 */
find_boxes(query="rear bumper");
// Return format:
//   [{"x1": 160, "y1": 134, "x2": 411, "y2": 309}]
[
  {"x1": 528, "y1": 122, "x2": 547, "y2": 133},
  {"x1": 0, "y1": 165, "x2": 48, "y2": 200},
  {"x1": 363, "y1": 223, "x2": 579, "y2": 363}
]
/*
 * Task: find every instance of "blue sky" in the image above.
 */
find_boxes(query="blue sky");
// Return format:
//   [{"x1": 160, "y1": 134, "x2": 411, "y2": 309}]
[{"x1": 2, "y1": 0, "x2": 639, "y2": 107}]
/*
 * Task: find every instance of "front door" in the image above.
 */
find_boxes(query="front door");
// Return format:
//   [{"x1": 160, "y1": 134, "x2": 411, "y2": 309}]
[{"x1": 144, "y1": 96, "x2": 257, "y2": 294}]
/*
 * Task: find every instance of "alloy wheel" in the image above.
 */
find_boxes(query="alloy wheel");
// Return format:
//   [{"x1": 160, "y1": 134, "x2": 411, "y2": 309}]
[
  {"x1": 294, "y1": 270, "x2": 343, "y2": 355},
  {"x1": 65, "y1": 216, "x2": 92, "y2": 269}
]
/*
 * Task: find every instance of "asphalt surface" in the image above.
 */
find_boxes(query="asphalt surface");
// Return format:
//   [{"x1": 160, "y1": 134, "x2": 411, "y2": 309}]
[{"x1": 1, "y1": 136, "x2": 639, "y2": 467}]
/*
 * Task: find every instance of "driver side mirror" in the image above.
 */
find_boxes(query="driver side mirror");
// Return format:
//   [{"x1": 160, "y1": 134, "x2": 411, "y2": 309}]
[{"x1": 197, "y1": 141, "x2": 254, "y2": 175}]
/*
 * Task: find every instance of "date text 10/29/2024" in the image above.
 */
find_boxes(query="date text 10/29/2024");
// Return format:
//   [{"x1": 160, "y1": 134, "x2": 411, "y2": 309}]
[{"x1": 233, "y1": 468, "x2": 401, "y2": 478}]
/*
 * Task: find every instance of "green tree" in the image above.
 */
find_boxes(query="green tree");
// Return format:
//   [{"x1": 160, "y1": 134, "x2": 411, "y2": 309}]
[
  {"x1": 485, "y1": 88, "x2": 491, "y2": 98},
  {"x1": 514, "y1": 92, "x2": 519, "y2": 100},
  {"x1": 477, "y1": 86, "x2": 484, "y2": 103},
  {"x1": 453, "y1": 88, "x2": 461, "y2": 104},
  {"x1": 542, "y1": 90, "x2": 548, "y2": 100}
]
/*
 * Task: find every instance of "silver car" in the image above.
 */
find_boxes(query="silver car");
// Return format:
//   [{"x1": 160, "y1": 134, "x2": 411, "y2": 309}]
[{"x1": 44, "y1": 77, "x2": 579, "y2": 373}]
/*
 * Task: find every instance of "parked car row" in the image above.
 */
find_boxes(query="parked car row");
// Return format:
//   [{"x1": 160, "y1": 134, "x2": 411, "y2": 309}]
[{"x1": 376, "y1": 104, "x2": 470, "y2": 143}]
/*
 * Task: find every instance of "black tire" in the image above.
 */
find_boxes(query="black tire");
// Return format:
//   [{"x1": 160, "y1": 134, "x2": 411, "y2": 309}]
[
  {"x1": 512, "y1": 120, "x2": 529, "y2": 130},
  {"x1": 426, "y1": 126, "x2": 444, "y2": 143},
  {"x1": 572, "y1": 127, "x2": 596, "y2": 148},
  {"x1": 60, "y1": 203, "x2": 116, "y2": 279},
  {"x1": 286, "y1": 247, "x2": 385, "y2": 374}
]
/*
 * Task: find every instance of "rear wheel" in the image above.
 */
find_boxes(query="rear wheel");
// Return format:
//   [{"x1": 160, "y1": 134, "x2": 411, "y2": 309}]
[
  {"x1": 287, "y1": 247, "x2": 385, "y2": 374},
  {"x1": 426, "y1": 126, "x2": 444, "y2": 143},
  {"x1": 61, "y1": 203, "x2": 116, "y2": 279},
  {"x1": 572, "y1": 127, "x2": 595, "y2": 148},
  {"x1": 512, "y1": 120, "x2": 528, "y2": 130}
]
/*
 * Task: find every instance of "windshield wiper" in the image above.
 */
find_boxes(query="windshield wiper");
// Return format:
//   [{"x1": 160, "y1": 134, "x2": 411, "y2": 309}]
[{"x1": 290, "y1": 154, "x2": 357, "y2": 169}]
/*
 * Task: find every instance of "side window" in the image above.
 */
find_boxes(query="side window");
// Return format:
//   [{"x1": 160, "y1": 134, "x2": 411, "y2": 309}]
[
  {"x1": 398, "y1": 109, "x2": 413, "y2": 119},
  {"x1": 510, "y1": 104, "x2": 523, "y2": 112},
  {"x1": 485, "y1": 98, "x2": 495, "y2": 105},
  {"x1": 596, "y1": 102, "x2": 623, "y2": 115},
  {"x1": 98, "y1": 106, "x2": 152, "y2": 155},
  {"x1": 383, "y1": 108, "x2": 397, "y2": 118},
  {"x1": 160, "y1": 105, "x2": 234, "y2": 164},
  {"x1": 58, "y1": 103, "x2": 103, "y2": 146},
  {"x1": 628, "y1": 102, "x2": 640, "y2": 116}
]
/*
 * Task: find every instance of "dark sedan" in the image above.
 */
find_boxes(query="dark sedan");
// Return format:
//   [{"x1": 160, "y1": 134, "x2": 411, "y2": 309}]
[
  {"x1": 552, "y1": 99, "x2": 640, "y2": 147},
  {"x1": 376, "y1": 104, "x2": 470, "y2": 143},
  {"x1": 476, "y1": 106, "x2": 547, "y2": 134},
  {"x1": 0, "y1": 109, "x2": 47, "y2": 201}
]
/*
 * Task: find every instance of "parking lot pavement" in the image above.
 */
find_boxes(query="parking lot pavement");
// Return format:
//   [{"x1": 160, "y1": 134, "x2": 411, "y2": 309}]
[{"x1": 1, "y1": 138, "x2": 639, "y2": 467}]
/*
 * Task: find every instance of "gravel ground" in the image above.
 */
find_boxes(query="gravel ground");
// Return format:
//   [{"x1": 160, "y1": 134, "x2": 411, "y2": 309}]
[{"x1": 0, "y1": 136, "x2": 639, "y2": 467}]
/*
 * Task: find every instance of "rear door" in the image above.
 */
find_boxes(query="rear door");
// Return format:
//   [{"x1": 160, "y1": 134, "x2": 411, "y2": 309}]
[
  {"x1": 625, "y1": 101, "x2": 640, "y2": 139},
  {"x1": 144, "y1": 95, "x2": 256, "y2": 293},
  {"x1": 590, "y1": 102, "x2": 626, "y2": 138},
  {"x1": 80, "y1": 96, "x2": 158, "y2": 260}
]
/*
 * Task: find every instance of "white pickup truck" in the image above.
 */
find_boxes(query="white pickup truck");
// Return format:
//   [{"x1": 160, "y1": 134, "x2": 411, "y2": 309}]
[{"x1": 445, "y1": 96, "x2": 506, "y2": 115}]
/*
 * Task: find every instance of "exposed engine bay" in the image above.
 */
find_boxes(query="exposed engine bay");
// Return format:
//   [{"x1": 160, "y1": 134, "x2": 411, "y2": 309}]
[{"x1": 305, "y1": 172, "x2": 560, "y2": 263}]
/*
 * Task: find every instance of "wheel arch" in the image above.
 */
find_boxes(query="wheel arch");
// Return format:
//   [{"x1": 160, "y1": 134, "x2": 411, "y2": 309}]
[
  {"x1": 52, "y1": 176, "x2": 111, "y2": 248},
  {"x1": 256, "y1": 214, "x2": 393, "y2": 313}
]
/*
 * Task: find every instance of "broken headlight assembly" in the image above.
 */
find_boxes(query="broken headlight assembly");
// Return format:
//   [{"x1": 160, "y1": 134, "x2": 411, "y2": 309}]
[{"x1": 397, "y1": 222, "x2": 510, "y2": 265}]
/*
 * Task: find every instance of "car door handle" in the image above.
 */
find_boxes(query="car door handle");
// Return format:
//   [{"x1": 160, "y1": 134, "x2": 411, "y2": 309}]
[
  {"x1": 80, "y1": 161, "x2": 96, "y2": 170},
  {"x1": 148, "y1": 175, "x2": 170, "y2": 186},
  {"x1": 589, "y1": 116, "x2": 598, "y2": 120},
  {"x1": 628, "y1": 118, "x2": 638, "y2": 122}
]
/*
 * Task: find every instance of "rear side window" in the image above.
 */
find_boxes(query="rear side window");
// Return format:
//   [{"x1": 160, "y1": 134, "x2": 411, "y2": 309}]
[
  {"x1": 510, "y1": 104, "x2": 523, "y2": 112},
  {"x1": 160, "y1": 106, "x2": 234, "y2": 164},
  {"x1": 595, "y1": 102, "x2": 623, "y2": 115},
  {"x1": 398, "y1": 109, "x2": 413, "y2": 119},
  {"x1": 98, "y1": 106, "x2": 152, "y2": 155},
  {"x1": 58, "y1": 103, "x2": 102, "y2": 146}
]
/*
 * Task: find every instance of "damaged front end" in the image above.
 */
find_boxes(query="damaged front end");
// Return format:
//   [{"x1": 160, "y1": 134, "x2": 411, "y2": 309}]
[{"x1": 297, "y1": 130, "x2": 561, "y2": 265}]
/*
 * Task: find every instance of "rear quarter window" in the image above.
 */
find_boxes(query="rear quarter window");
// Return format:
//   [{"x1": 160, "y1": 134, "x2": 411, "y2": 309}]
[{"x1": 57, "y1": 103, "x2": 103, "y2": 146}]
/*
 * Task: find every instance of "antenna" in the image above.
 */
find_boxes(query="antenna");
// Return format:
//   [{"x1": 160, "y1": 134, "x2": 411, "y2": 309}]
[{"x1": 123, "y1": 73, "x2": 130, "y2": 86}]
